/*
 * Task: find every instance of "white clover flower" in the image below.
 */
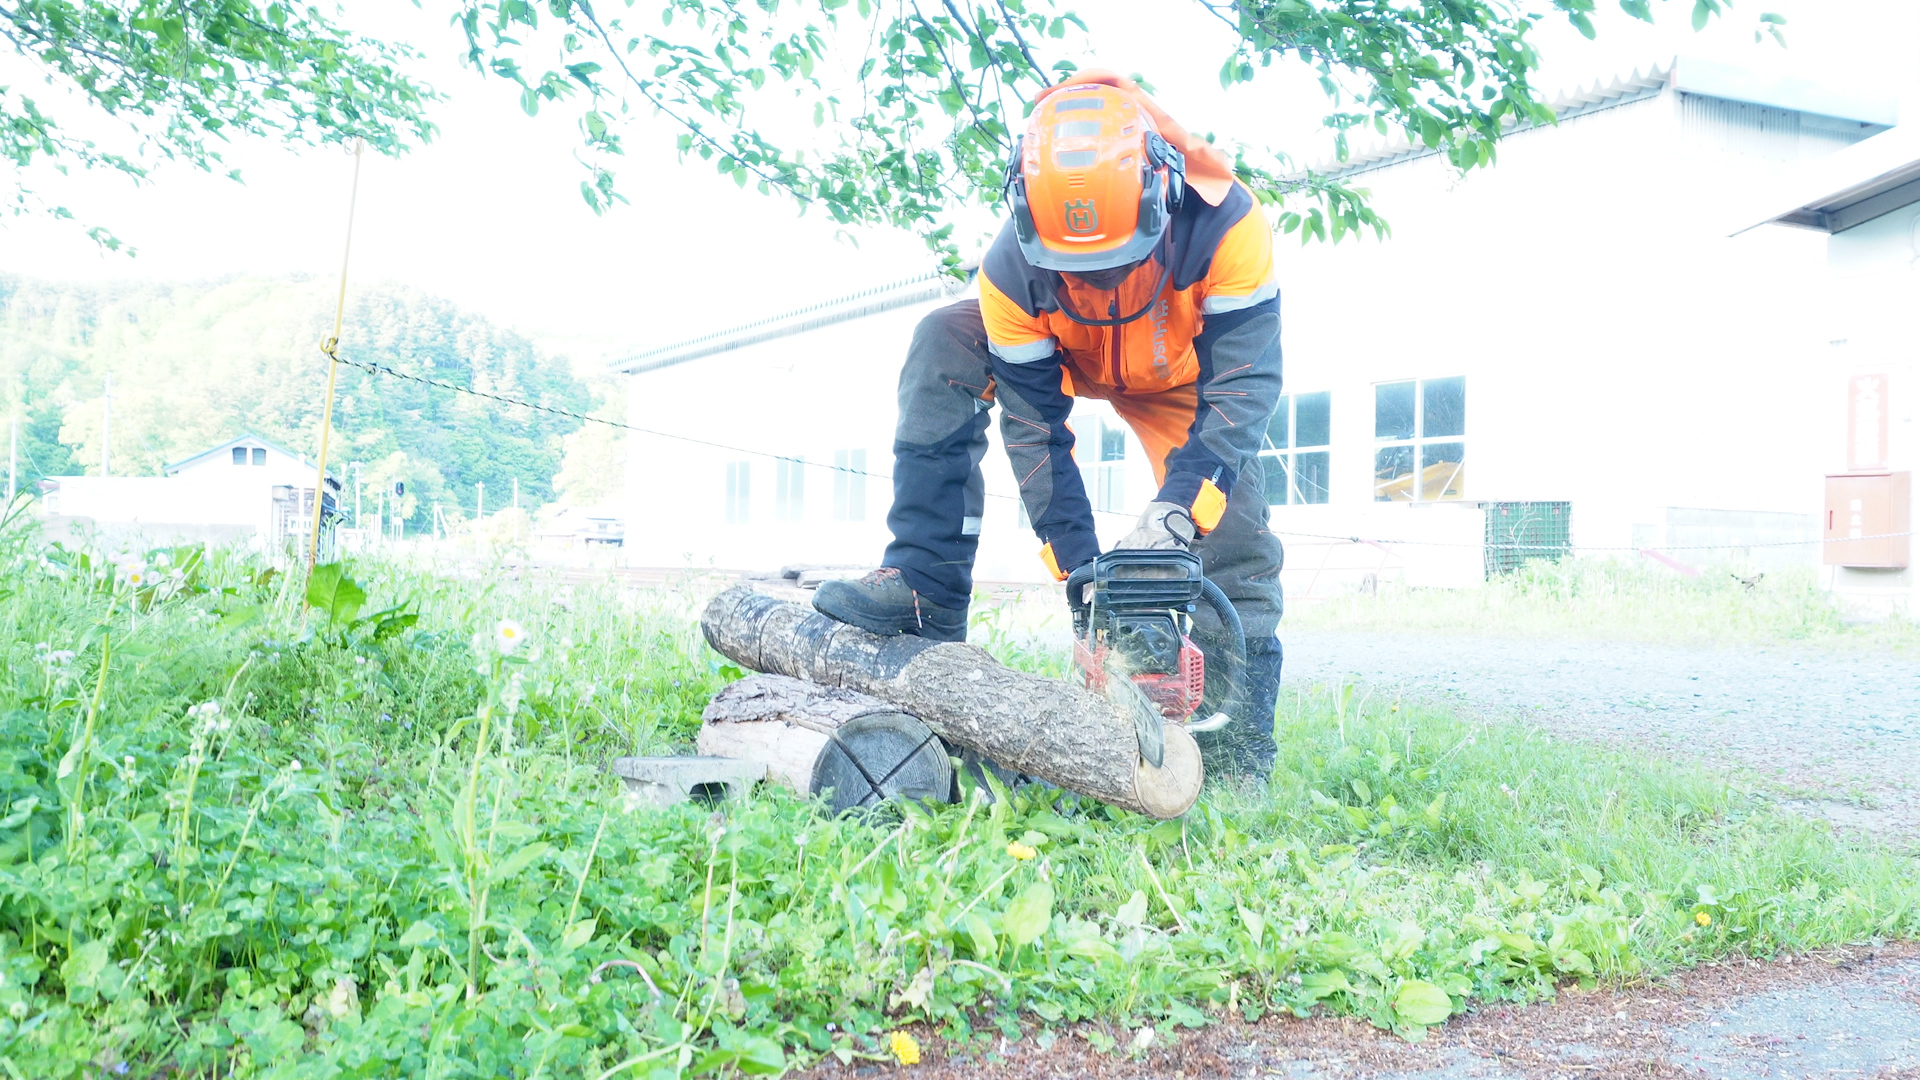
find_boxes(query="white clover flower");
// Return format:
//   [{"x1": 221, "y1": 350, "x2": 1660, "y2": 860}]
[
  {"x1": 494, "y1": 618, "x2": 528, "y2": 655},
  {"x1": 289, "y1": 759, "x2": 302, "y2": 772}
]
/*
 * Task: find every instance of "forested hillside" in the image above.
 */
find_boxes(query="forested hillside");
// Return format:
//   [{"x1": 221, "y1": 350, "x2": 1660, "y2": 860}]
[{"x1": 0, "y1": 275, "x2": 600, "y2": 525}]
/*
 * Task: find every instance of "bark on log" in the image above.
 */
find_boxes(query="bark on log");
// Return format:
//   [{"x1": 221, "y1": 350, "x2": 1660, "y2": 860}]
[
  {"x1": 700, "y1": 586, "x2": 1202, "y2": 819},
  {"x1": 697, "y1": 673, "x2": 952, "y2": 814}
]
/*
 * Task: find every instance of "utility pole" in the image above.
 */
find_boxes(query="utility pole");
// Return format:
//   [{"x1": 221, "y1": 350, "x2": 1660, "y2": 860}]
[
  {"x1": 352, "y1": 462, "x2": 362, "y2": 528},
  {"x1": 101, "y1": 372, "x2": 112, "y2": 477}
]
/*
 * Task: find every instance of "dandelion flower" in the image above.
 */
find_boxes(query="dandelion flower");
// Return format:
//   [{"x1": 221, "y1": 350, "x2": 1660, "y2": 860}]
[
  {"x1": 1695, "y1": 911, "x2": 1712, "y2": 927},
  {"x1": 1006, "y1": 841, "x2": 1037, "y2": 862},
  {"x1": 494, "y1": 618, "x2": 528, "y2": 655},
  {"x1": 887, "y1": 1031, "x2": 921, "y2": 1066}
]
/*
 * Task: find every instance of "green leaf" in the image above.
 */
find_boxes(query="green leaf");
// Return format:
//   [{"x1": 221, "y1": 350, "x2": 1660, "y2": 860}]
[
  {"x1": 562, "y1": 917, "x2": 597, "y2": 951},
  {"x1": 397, "y1": 921, "x2": 439, "y2": 948},
  {"x1": 490, "y1": 841, "x2": 553, "y2": 883},
  {"x1": 1001, "y1": 879, "x2": 1053, "y2": 949},
  {"x1": 962, "y1": 912, "x2": 997, "y2": 957},
  {"x1": 1238, "y1": 904, "x2": 1265, "y2": 946},
  {"x1": 305, "y1": 563, "x2": 365, "y2": 628},
  {"x1": 1392, "y1": 980, "x2": 1453, "y2": 1026},
  {"x1": 1691, "y1": 0, "x2": 1712, "y2": 31}
]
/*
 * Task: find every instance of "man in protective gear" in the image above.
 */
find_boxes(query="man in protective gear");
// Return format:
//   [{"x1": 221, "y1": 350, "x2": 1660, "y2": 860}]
[{"x1": 814, "y1": 71, "x2": 1285, "y2": 779}]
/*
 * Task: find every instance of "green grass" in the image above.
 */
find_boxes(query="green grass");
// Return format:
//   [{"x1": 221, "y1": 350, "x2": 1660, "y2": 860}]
[
  {"x1": 1286, "y1": 558, "x2": 1920, "y2": 650},
  {"x1": 0, "y1": 510, "x2": 1913, "y2": 1077}
]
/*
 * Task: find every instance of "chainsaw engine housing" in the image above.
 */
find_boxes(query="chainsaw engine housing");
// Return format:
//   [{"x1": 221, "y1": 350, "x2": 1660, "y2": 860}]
[{"x1": 1069, "y1": 550, "x2": 1207, "y2": 720}]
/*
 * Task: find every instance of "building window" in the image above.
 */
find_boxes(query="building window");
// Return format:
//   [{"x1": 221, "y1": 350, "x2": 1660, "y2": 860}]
[
  {"x1": 232, "y1": 447, "x2": 247, "y2": 465},
  {"x1": 252, "y1": 447, "x2": 266, "y2": 466},
  {"x1": 724, "y1": 461, "x2": 751, "y2": 523},
  {"x1": 1091, "y1": 419, "x2": 1127, "y2": 513},
  {"x1": 1374, "y1": 377, "x2": 1465, "y2": 502},
  {"x1": 775, "y1": 458, "x2": 805, "y2": 521},
  {"x1": 833, "y1": 449, "x2": 866, "y2": 522},
  {"x1": 1261, "y1": 392, "x2": 1331, "y2": 505}
]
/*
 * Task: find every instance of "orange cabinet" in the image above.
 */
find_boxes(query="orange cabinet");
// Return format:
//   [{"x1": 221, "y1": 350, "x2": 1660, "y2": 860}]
[{"x1": 1824, "y1": 472, "x2": 1911, "y2": 568}]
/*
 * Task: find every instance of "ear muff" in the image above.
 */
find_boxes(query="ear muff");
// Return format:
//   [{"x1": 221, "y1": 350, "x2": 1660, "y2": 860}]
[
  {"x1": 1143, "y1": 130, "x2": 1187, "y2": 213},
  {"x1": 1005, "y1": 136, "x2": 1039, "y2": 246}
]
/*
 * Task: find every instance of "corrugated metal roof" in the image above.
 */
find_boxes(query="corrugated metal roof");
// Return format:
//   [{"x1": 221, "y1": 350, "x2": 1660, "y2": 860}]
[
  {"x1": 1297, "y1": 56, "x2": 1895, "y2": 184},
  {"x1": 1298, "y1": 62, "x2": 1673, "y2": 182},
  {"x1": 614, "y1": 269, "x2": 973, "y2": 375}
]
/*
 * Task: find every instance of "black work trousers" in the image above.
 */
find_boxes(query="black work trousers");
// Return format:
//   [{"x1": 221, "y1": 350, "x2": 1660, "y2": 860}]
[{"x1": 881, "y1": 300, "x2": 1285, "y2": 643}]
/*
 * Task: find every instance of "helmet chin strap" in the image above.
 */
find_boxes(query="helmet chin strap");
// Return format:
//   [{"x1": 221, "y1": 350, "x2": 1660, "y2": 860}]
[{"x1": 1052, "y1": 236, "x2": 1174, "y2": 328}]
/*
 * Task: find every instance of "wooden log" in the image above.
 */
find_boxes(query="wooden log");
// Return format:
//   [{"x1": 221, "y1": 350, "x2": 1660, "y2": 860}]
[
  {"x1": 697, "y1": 673, "x2": 952, "y2": 815},
  {"x1": 700, "y1": 586, "x2": 1202, "y2": 819}
]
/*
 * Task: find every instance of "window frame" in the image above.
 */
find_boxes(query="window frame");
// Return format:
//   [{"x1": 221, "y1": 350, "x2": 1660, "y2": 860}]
[
  {"x1": 724, "y1": 461, "x2": 752, "y2": 524},
  {"x1": 1372, "y1": 377, "x2": 1467, "y2": 503},
  {"x1": 832, "y1": 449, "x2": 867, "y2": 522},
  {"x1": 1260, "y1": 391, "x2": 1332, "y2": 506}
]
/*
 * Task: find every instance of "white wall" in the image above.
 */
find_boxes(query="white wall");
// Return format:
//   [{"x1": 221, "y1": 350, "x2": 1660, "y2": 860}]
[
  {"x1": 1820, "y1": 201, "x2": 1920, "y2": 610},
  {"x1": 1269, "y1": 88, "x2": 1864, "y2": 583}
]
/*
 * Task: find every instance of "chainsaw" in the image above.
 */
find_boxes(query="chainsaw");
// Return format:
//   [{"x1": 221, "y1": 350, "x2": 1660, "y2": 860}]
[{"x1": 1065, "y1": 549, "x2": 1245, "y2": 768}]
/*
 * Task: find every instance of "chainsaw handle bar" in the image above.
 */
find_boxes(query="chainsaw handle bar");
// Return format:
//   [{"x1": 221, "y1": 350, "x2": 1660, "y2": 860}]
[{"x1": 1064, "y1": 558, "x2": 1247, "y2": 673}]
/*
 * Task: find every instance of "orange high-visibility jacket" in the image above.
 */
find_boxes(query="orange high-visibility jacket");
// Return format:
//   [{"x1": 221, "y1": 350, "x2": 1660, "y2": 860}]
[{"x1": 978, "y1": 71, "x2": 1281, "y2": 568}]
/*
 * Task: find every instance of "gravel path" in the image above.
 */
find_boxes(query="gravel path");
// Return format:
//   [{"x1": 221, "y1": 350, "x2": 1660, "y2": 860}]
[{"x1": 1282, "y1": 630, "x2": 1920, "y2": 843}]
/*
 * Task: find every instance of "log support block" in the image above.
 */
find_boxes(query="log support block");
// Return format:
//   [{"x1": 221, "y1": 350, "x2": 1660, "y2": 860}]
[{"x1": 612, "y1": 755, "x2": 766, "y2": 809}]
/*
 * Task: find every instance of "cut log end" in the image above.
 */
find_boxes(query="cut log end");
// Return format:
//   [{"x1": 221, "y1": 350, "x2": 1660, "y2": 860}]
[{"x1": 1132, "y1": 723, "x2": 1203, "y2": 820}]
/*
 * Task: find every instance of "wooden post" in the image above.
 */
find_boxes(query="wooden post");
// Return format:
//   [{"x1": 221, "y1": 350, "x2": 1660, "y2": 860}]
[{"x1": 700, "y1": 587, "x2": 1202, "y2": 819}]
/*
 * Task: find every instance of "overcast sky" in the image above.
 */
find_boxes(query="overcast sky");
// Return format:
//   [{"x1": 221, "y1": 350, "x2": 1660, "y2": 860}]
[{"x1": 1, "y1": 0, "x2": 1912, "y2": 368}]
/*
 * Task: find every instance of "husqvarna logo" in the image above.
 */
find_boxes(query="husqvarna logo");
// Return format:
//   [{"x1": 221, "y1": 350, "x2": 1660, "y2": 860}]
[{"x1": 1063, "y1": 199, "x2": 1098, "y2": 234}]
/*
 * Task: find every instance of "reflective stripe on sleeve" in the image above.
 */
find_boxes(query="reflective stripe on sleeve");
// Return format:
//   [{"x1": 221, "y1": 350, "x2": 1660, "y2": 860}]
[
  {"x1": 1200, "y1": 281, "x2": 1279, "y2": 315},
  {"x1": 987, "y1": 336, "x2": 1060, "y2": 364}
]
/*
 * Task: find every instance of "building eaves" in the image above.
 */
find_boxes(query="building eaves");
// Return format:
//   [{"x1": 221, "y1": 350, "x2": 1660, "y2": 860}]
[
  {"x1": 1735, "y1": 123, "x2": 1920, "y2": 235},
  {"x1": 614, "y1": 268, "x2": 973, "y2": 376}
]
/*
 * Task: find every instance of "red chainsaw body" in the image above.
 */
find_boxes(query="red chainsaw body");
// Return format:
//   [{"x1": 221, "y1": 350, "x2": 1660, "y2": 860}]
[{"x1": 1075, "y1": 635, "x2": 1206, "y2": 720}]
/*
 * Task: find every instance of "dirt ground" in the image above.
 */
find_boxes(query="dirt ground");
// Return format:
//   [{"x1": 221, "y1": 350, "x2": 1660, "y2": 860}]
[{"x1": 800, "y1": 944, "x2": 1920, "y2": 1079}]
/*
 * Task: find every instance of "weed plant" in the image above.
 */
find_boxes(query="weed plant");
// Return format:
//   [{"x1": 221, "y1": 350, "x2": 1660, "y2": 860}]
[
  {"x1": 0, "y1": 510, "x2": 1914, "y2": 1077},
  {"x1": 1288, "y1": 558, "x2": 1920, "y2": 650}
]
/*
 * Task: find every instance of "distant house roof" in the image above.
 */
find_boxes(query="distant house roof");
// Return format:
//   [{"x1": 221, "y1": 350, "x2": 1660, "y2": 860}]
[
  {"x1": 1734, "y1": 123, "x2": 1920, "y2": 235},
  {"x1": 1303, "y1": 55, "x2": 1896, "y2": 182},
  {"x1": 165, "y1": 434, "x2": 313, "y2": 475},
  {"x1": 614, "y1": 268, "x2": 973, "y2": 375}
]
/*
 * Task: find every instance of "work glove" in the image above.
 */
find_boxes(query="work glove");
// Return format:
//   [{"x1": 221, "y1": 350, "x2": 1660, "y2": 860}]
[{"x1": 1115, "y1": 501, "x2": 1196, "y2": 550}]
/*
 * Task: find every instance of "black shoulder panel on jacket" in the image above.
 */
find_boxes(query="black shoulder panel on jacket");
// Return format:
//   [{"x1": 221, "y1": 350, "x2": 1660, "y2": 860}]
[
  {"x1": 981, "y1": 184, "x2": 1257, "y2": 318},
  {"x1": 981, "y1": 220, "x2": 1062, "y2": 316},
  {"x1": 1168, "y1": 182, "x2": 1253, "y2": 291}
]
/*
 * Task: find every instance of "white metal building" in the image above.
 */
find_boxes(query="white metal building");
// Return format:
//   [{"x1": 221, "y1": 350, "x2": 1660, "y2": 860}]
[
  {"x1": 1742, "y1": 124, "x2": 1920, "y2": 615},
  {"x1": 619, "y1": 57, "x2": 1899, "y2": 597},
  {"x1": 38, "y1": 434, "x2": 325, "y2": 548}
]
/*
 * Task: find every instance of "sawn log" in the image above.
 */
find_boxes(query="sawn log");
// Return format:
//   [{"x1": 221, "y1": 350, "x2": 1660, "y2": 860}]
[{"x1": 699, "y1": 586, "x2": 1202, "y2": 819}]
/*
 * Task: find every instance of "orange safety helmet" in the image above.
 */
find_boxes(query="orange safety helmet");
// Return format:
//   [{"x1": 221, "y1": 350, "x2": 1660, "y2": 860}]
[{"x1": 1005, "y1": 83, "x2": 1187, "y2": 273}]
